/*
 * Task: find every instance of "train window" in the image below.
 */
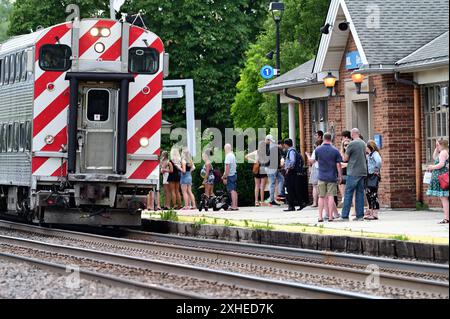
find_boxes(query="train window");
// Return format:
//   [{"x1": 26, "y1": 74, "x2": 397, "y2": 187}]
[
  {"x1": 13, "y1": 122, "x2": 19, "y2": 152},
  {"x1": 3, "y1": 56, "x2": 9, "y2": 85},
  {"x1": 7, "y1": 124, "x2": 13, "y2": 152},
  {"x1": 19, "y1": 123, "x2": 26, "y2": 152},
  {"x1": 25, "y1": 121, "x2": 32, "y2": 151},
  {"x1": 0, "y1": 59, "x2": 3, "y2": 86},
  {"x1": 128, "y1": 48, "x2": 159, "y2": 74},
  {"x1": 0, "y1": 124, "x2": 3, "y2": 152},
  {"x1": 21, "y1": 51, "x2": 28, "y2": 82},
  {"x1": 87, "y1": 89, "x2": 110, "y2": 122},
  {"x1": 9, "y1": 54, "x2": 15, "y2": 84},
  {"x1": 39, "y1": 44, "x2": 72, "y2": 72},
  {"x1": 15, "y1": 53, "x2": 22, "y2": 82}
]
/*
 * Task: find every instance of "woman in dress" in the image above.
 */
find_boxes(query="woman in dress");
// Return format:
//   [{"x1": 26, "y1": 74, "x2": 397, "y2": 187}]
[
  {"x1": 180, "y1": 149, "x2": 197, "y2": 210},
  {"x1": 365, "y1": 140, "x2": 382, "y2": 220},
  {"x1": 427, "y1": 140, "x2": 449, "y2": 224},
  {"x1": 168, "y1": 148, "x2": 183, "y2": 209},
  {"x1": 201, "y1": 150, "x2": 215, "y2": 198},
  {"x1": 160, "y1": 151, "x2": 171, "y2": 210},
  {"x1": 245, "y1": 141, "x2": 268, "y2": 206}
]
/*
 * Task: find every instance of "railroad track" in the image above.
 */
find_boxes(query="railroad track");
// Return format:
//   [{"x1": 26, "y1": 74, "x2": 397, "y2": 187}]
[
  {"x1": 0, "y1": 251, "x2": 201, "y2": 299},
  {"x1": 0, "y1": 220, "x2": 448, "y2": 298}
]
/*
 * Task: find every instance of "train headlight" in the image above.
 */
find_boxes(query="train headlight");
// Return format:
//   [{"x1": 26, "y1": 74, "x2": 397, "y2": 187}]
[
  {"x1": 100, "y1": 28, "x2": 111, "y2": 37},
  {"x1": 94, "y1": 42, "x2": 105, "y2": 53},
  {"x1": 140, "y1": 137, "x2": 150, "y2": 148},
  {"x1": 45, "y1": 135, "x2": 55, "y2": 145},
  {"x1": 90, "y1": 28, "x2": 100, "y2": 37}
]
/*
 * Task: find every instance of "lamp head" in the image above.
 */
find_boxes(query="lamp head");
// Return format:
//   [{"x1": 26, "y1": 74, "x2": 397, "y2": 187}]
[
  {"x1": 266, "y1": 50, "x2": 275, "y2": 60},
  {"x1": 324, "y1": 72, "x2": 337, "y2": 88},
  {"x1": 269, "y1": 2, "x2": 285, "y2": 21},
  {"x1": 320, "y1": 23, "x2": 332, "y2": 34},
  {"x1": 352, "y1": 73, "x2": 365, "y2": 84},
  {"x1": 338, "y1": 21, "x2": 350, "y2": 31}
]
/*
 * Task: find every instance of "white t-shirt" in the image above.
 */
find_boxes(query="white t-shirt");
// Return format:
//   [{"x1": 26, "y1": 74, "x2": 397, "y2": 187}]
[
  {"x1": 311, "y1": 150, "x2": 319, "y2": 169},
  {"x1": 225, "y1": 152, "x2": 237, "y2": 176}
]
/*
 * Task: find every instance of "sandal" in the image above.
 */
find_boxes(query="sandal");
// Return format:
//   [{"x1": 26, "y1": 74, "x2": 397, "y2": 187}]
[
  {"x1": 318, "y1": 219, "x2": 324, "y2": 223},
  {"x1": 439, "y1": 219, "x2": 449, "y2": 224},
  {"x1": 255, "y1": 202, "x2": 260, "y2": 207}
]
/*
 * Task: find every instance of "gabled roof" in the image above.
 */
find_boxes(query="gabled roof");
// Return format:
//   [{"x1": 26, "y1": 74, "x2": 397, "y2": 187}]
[
  {"x1": 258, "y1": 59, "x2": 316, "y2": 93},
  {"x1": 346, "y1": 0, "x2": 449, "y2": 66},
  {"x1": 395, "y1": 31, "x2": 449, "y2": 70}
]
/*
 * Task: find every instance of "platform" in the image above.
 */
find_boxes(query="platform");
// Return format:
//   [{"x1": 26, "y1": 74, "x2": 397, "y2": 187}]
[{"x1": 146, "y1": 206, "x2": 449, "y2": 245}]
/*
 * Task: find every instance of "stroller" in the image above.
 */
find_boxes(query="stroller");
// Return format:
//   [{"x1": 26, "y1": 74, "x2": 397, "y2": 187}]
[{"x1": 199, "y1": 190, "x2": 230, "y2": 212}]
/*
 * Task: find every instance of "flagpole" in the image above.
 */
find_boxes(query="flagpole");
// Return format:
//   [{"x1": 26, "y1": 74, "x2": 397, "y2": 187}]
[{"x1": 110, "y1": 0, "x2": 115, "y2": 19}]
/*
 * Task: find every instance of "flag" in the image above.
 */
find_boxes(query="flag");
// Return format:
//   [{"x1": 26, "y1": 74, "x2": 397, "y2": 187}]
[{"x1": 112, "y1": 0, "x2": 126, "y2": 12}]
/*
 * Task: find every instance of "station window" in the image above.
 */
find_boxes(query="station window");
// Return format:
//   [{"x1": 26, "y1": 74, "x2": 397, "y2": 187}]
[
  {"x1": 39, "y1": 44, "x2": 72, "y2": 72},
  {"x1": 128, "y1": 48, "x2": 159, "y2": 74},
  {"x1": 310, "y1": 99, "x2": 329, "y2": 148},
  {"x1": 87, "y1": 89, "x2": 110, "y2": 122},
  {"x1": 424, "y1": 84, "x2": 450, "y2": 162}
]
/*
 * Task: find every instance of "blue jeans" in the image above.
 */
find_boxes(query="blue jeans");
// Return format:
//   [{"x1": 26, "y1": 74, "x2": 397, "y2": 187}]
[
  {"x1": 268, "y1": 171, "x2": 285, "y2": 202},
  {"x1": 342, "y1": 176, "x2": 366, "y2": 219}
]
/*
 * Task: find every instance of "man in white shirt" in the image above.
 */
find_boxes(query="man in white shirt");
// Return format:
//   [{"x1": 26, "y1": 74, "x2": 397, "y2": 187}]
[{"x1": 222, "y1": 144, "x2": 238, "y2": 210}]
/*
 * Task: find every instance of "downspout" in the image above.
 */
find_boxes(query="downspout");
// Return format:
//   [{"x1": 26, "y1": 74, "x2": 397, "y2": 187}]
[
  {"x1": 284, "y1": 89, "x2": 306, "y2": 157},
  {"x1": 395, "y1": 72, "x2": 423, "y2": 203}
]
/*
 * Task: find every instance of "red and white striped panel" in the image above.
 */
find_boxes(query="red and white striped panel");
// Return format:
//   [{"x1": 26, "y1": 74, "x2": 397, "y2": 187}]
[
  {"x1": 79, "y1": 20, "x2": 122, "y2": 61},
  {"x1": 126, "y1": 26, "x2": 164, "y2": 181},
  {"x1": 32, "y1": 22, "x2": 72, "y2": 177}
]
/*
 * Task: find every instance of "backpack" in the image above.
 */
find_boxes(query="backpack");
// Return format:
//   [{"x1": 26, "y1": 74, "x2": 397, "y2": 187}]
[
  {"x1": 288, "y1": 149, "x2": 305, "y2": 174},
  {"x1": 213, "y1": 169, "x2": 222, "y2": 184}
]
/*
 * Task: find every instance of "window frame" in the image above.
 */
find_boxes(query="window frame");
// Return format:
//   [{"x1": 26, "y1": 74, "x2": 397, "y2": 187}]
[
  {"x1": 423, "y1": 84, "x2": 449, "y2": 163},
  {"x1": 86, "y1": 88, "x2": 111, "y2": 123},
  {"x1": 128, "y1": 47, "x2": 159, "y2": 75},
  {"x1": 15, "y1": 52, "x2": 22, "y2": 82},
  {"x1": 9, "y1": 54, "x2": 15, "y2": 84},
  {"x1": 25, "y1": 121, "x2": 32, "y2": 152},
  {"x1": 1, "y1": 124, "x2": 7, "y2": 153},
  {"x1": 3, "y1": 55, "x2": 9, "y2": 85},
  {"x1": 39, "y1": 44, "x2": 73, "y2": 72},
  {"x1": 310, "y1": 98, "x2": 329, "y2": 147},
  {"x1": 21, "y1": 51, "x2": 28, "y2": 82},
  {"x1": 0, "y1": 58, "x2": 3, "y2": 86}
]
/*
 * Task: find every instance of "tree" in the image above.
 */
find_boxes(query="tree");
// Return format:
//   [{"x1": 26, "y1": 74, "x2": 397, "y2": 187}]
[
  {"x1": 0, "y1": 0, "x2": 11, "y2": 42},
  {"x1": 124, "y1": 0, "x2": 268, "y2": 131},
  {"x1": 232, "y1": 0, "x2": 330, "y2": 135},
  {"x1": 7, "y1": 0, "x2": 110, "y2": 36}
]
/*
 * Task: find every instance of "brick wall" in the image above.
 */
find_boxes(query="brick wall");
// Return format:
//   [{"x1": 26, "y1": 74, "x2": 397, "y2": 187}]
[{"x1": 301, "y1": 33, "x2": 420, "y2": 208}]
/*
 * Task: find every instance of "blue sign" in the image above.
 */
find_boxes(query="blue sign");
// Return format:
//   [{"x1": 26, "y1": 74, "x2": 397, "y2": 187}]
[
  {"x1": 374, "y1": 134, "x2": 383, "y2": 149},
  {"x1": 346, "y1": 51, "x2": 362, "y2": 70},
  {"x1": 261, "y1": 65, "x2": 275, "y2": 80}
]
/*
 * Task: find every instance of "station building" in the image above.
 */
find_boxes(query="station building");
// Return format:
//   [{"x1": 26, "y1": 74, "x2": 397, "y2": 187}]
[{"x1": 259, "y1": 0, "x2": 449, "y2": 208}]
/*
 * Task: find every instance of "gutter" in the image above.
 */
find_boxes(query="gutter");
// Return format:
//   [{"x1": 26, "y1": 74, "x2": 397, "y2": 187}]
[
  {"x1": 395, "y1": 58, "x2": 449, "y2": 73},
  {"x1": 258, "y1": 78, "x2": 318, "y2": 94}
]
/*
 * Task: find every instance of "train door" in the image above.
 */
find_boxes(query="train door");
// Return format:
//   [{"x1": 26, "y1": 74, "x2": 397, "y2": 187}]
[{"x1": 80, "y1": 87, "x2": 118, "y2": 174}]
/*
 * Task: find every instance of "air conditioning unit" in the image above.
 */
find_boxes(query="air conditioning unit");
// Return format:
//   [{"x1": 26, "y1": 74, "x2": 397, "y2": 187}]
[{"x1": 441, "y1": 87, "x2": 449, "y2": 106}]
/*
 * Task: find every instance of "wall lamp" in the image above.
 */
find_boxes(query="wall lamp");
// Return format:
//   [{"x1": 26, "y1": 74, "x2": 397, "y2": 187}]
[
  {"x1": 266, "y1": 50, "x2": 275, "y2": 60},
  {"x1": 320, "y1": 23, "x2": 332, "y2": 34},
  {"x1": 352, "y1": 73, "x2": 377, "y2": 96},
  {"x1": 323, "y1": 72, "x2": 344, "y2": 98}
]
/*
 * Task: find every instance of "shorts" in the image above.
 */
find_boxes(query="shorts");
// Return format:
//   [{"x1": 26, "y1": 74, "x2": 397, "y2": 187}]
[
  {"x1": 180, "y1": 172, "x2": 193, "y2": 186},
  {"x1": 318, "y1": 181, "x2": 338, "y2": 198},
  {"x1": 227, "y1": 175, "x2": 237, "y2": 192}
]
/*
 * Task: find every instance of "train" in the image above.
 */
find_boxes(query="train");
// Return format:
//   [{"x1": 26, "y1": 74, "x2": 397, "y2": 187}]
[{"x1": 0, "y1": 17, "x2": 167, "y2": 226}]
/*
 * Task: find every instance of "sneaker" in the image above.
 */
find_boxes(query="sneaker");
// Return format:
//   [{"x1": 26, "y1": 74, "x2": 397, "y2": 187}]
[{"x1": 354, "y1": 217, "x2": 365, "y2": 222}]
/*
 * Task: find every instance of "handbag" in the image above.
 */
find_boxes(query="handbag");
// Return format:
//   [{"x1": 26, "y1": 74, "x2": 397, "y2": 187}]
[
  {"x1": 366, "y1": 174, "x2": 380, "y2": 188},
  {"x1": 439, "y1": 172, "x2": 449, "y2": 191}
]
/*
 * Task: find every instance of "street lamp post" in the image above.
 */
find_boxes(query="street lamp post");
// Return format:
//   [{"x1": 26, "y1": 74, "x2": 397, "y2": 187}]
[{"x1": 270, "y1": 2, "x2": 285, "y2": 142}]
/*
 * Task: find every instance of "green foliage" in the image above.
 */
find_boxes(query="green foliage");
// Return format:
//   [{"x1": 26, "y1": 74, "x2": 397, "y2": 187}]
[
  {"x1": 251, "y1": 220, "x2": 274, "y2": 231},
  {"x1": 223, "y1": 219, "x2": 237, "y2": 227},
  {"x1": 123, "y1": 0, "x2": 268, "y2": 132},
  {"x1": 0, "y1": 0, "x2": 11, "y2": 42},
  {"x1": 391, "y1": 234, "x2": 410, "y2": 242},
  {"x1": 8, "y1": 0, "x2": 110, "y2": 36},
  {"x1": 160, "y1": 209, "x2": 179, "y2": 221},
  {"x1": 416, "y1": 201, "x2": 430, "y2": 211},
  {"x1": 232, "y1": 0, "x2": 330, "y2": 133}
]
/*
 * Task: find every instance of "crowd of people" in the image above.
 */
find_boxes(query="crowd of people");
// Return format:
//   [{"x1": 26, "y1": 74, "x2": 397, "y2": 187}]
[{"x1": 149, "y1": 129, "x2": 449, "y2": 224}]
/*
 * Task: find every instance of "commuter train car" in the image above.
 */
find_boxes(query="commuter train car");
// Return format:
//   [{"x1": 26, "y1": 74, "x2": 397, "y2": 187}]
[{"x1": 0, "y1": 18, "x2": 166, "y2": 226}]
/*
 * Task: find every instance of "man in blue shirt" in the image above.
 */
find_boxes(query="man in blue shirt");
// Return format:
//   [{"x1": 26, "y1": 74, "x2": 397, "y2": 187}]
[{"x1": 311, "y1": 133, "x2": 343, "y2": 222}]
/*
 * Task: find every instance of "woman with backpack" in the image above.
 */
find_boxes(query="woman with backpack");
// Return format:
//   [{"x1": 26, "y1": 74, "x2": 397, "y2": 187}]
[
  {"x1": 245, "y1": 141, "x2": 268, "y2": 207},
  {"x1": 201, "y1": 150, "x2": 216, "y2": 198}
]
